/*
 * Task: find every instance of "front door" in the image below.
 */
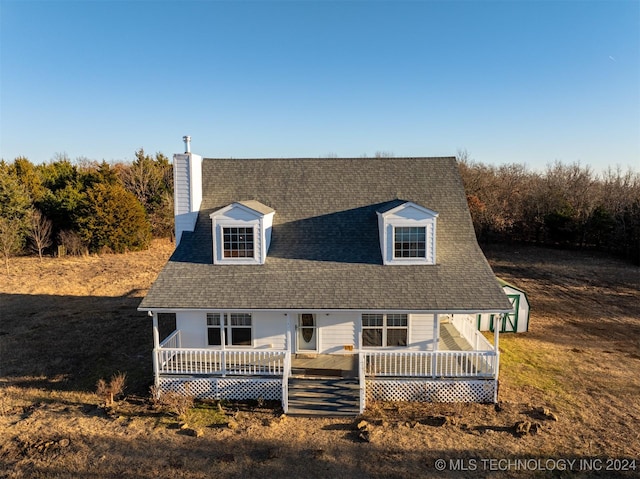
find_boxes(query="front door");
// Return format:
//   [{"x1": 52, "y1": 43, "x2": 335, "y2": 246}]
[{"x1": 296, "y1": 313, "x2": 317, "y2": 352}]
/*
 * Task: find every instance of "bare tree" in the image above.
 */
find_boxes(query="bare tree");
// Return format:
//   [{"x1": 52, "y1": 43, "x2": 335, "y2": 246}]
[{"x1": 29, "y1": 209, "x2": 53, "y2": 261}]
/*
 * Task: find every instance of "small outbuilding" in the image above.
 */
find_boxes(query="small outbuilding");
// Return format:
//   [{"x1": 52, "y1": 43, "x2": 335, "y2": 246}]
[{"x1": 477, "y1": 278, "x2": 530, "y2": 333}]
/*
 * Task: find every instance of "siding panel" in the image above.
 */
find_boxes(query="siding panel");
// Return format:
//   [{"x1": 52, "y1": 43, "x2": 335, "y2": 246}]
[
  {"x1": 408, "y1": 313, "x2": 435, "y2": 351},
  {"x1": 318, "y1": 313, "x2": 358, "y2": 354}
]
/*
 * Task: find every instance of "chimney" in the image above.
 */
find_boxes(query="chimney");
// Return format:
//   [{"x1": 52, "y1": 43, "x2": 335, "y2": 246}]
[{"x1": 173, "y1": 136, "x2": 202, "y2": 245}]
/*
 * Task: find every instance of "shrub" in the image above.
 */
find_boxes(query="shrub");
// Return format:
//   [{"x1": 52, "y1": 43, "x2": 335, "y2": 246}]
[
  {"x1": 77, "y1": 183, "x2": 151, "y2": 253},
  {"x1": 57, "y1": 229, "x2": 87, "y2": 256},
  {"x1": 150, "y1": 385, "x2": 194, "y2": 419},
  {"x1": 96, "y1": 372, "x2": 127, "y2": 407}
]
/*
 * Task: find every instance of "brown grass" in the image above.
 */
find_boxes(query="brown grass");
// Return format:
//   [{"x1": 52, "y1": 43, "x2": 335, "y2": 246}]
[{"x1": 1, "y1": 240, "x2": 639, "y2": 478}]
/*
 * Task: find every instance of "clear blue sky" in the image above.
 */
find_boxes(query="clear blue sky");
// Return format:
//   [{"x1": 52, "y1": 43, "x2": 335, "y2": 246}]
[{"x1": 1, "y1": 0, "x2": 638, "y2": 173}]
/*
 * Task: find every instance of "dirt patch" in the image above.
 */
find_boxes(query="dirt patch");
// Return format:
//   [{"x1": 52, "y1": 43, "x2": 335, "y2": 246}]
[{"x1": 1, "y1": 241, "x2": 639, "y2": 478}]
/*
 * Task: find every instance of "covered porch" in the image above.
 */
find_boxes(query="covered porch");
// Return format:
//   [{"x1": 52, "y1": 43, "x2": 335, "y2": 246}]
[
  {"x1": 152, "y1": 312, "x2": 501, "y2": 412},
  {"x1": 154, "y1": 313, "x2": 496, "y2": 376}
]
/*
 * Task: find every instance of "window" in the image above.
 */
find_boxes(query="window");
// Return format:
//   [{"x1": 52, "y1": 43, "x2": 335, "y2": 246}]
[
  {"x1": 206, "y1": 313, "x2": 252, "y2": 346},
  {"x1": 362, "y1": 314, "x2": 383, "y2": 347},
  {"x1": 362, "y1": 313, "x2": 408, "y2": 347},
  {"x1": 394, "y1": 227, "x2": 426, "y2": 258},
  {"x1": 223, "y1": 227, "x2": 254, "y2": 258}
]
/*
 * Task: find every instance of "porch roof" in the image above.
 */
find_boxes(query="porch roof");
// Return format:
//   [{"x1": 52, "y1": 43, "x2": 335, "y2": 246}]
[{"x1": 139, "y1": 157, "x2": 512, "y2": 312}]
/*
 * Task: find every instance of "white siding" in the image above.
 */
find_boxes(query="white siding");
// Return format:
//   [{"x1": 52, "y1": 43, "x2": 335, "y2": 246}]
[
  {"x1": 253, "y1": 312, "x2": 288, "y2": 349},
  {"x1": 317, "y1": 313, "x2": 358, "y2": 354},
  {"x1": 173, "y1": 154, "x2": 190, "y2": 216},
  {"x1": 408, "y1": 313, "x2": 436, "y2": 350},
  {"x1": 173, "y1": 153, "x2": 202, "y2": 245},
  {"x1": 175, "y1": 311, "x2": 287, "y2": 350},
  {"x1": 172, "y1": 311, "x2": 435, "y2": 352},
  {"x1": 176, "y1": 311, "x2": 207, "y2": 348}
]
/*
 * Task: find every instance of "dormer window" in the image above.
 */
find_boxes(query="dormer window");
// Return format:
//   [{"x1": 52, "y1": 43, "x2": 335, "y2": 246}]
[
  {"x1": 223, "y1": 227, "x2": 254, "y2": 258},
  {"x1": 394, "y1": 226, "x2": 426, "y2": 259},
  {"x1": 210, "y1": 201, "x2": 274, "y2": 265},
  {"x1": 377, "y1": 201, "x2": 438, "y2": 265}
]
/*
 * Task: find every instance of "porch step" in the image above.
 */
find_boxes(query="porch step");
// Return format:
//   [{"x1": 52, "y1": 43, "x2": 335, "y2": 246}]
[
  {"x1": 291, "y1": 367, "x2": 343, "y2": 377},
  {"x1": 287, "y1": 378, "x2": 360, "y2": 417}
]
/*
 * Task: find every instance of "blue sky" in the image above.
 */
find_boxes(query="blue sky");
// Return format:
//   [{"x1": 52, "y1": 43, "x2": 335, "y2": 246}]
[{"x1": 1, "y1": 0, "x2": 638, "y2": 173}]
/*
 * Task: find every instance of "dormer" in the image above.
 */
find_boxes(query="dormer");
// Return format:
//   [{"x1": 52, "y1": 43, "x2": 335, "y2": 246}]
[
  {"x1": 377, "y1": 201, "x2": 438, "y2": 265},
  {"x1": 209, "y1": 201, "x2": 275, "y2": 265}
]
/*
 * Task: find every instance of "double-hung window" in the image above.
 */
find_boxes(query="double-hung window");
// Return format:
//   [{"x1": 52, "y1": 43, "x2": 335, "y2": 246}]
[
  {"x1": 206, "y1": 313, "x2": 252, "y2": 346},
  {"x1": 362, "y1": 313, "x2": 408, "y2": 347}
]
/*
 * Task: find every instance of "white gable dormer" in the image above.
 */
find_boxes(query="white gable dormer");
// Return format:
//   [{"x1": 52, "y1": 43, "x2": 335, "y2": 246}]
[
  {"x1": 209, "y1": 201, "x2": 275, "y2": 265},
  {"x1": 377, "y1": 201, "x2": 438, "y2": 265}
]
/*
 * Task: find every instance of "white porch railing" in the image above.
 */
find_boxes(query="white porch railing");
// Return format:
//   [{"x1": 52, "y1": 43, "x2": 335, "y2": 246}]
[
  {"x1": 157, "y1": 348, "x2": 288, "y2": 376},
  {"x1": 160, "y1": 329, "x2": 181, "y2": 349},
  {"x1": 362, "y1": 350, "x2": 497, "y2": 378},
  {"x1": 451, "y1": 314, "x2": 494, "y2": 351}
]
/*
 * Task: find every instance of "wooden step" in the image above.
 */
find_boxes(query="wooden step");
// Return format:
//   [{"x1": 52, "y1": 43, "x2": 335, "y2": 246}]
[{"x1": 287, "y1": 378, "x2": 360, "y2": 417}]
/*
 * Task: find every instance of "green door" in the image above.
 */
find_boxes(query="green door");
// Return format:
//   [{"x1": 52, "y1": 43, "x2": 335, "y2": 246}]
[{"x1": 490, "y1": 295, "x2": 519, "y2": 333}]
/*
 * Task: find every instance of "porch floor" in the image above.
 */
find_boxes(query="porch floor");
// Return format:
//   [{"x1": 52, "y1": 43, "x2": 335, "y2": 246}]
[
  {"x1": 439, "y1": 321, "x2": 474, "y2": 351},
  {"x1": 291, "y1": 354, "x2": 358, "y2": 378}
]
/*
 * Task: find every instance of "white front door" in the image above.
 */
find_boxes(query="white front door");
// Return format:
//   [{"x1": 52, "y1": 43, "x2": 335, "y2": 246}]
[{"x1": 296, "y1": 313, "x2": 317, "y2": 352}]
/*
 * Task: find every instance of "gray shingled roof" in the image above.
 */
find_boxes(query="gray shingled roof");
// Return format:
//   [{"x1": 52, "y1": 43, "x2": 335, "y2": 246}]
[{"x1": 139, "y1": 157, "x2": 511, "y2": 312}]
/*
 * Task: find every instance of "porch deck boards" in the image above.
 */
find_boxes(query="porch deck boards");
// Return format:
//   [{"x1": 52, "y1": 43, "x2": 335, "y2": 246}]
[
  {"x1": 291, "y1": 354, "x2": 358, "y2": 378},
  {"x1": 439, "y1": 321, "x2": 473, "y2": 351}
]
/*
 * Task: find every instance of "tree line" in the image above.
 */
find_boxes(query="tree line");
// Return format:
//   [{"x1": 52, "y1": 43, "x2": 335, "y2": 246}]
[
  {"x1": 458, "y1": 151, "x2": 640, "y2": 265},
  {"x1": 0, "y1": 150, "x2": 173, "y2": 271},
  {"x1": 1, "y1": 150, "x2": 639, "y2": 269}
]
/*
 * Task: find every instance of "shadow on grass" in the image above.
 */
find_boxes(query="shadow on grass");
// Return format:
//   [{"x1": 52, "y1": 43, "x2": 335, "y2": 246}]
[
  {"x1": 0, "y1": 292, "x2": 153, "y2": 395},
  {"x1": 3, "y1": 429, "x2": 636, "y2": 479}
]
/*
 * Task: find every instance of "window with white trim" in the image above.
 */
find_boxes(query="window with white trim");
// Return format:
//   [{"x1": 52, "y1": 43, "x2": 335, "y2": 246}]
[
  {"x1": 223, "y1": 227, "x2": 254, "y2": 258},
  {"x1": 206, "y1": 313, "x2": 252, "y2": 346},
  {"x1": 362, "y1": 313, "x2": 408, "y2": 347},
  {"x1": 394, "y1": 226, "x2": 426, "y2": 258}
]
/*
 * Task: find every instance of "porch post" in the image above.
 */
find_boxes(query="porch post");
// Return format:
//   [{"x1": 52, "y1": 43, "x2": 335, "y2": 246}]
[
  {"x1": 151, "y1": 312, "x2": 160, "y2": 388},
  {"x1": 283, "y1": 313, "x2": 291, "y2": 414},
  {"x1": 358, "y1": 329, "x2": 365, "y2": 414},
  {"x1": 285, "y1": 313, "x2": 291, "y2": 351},
  {"x1": 493, "y1": 315, "x2": 501, "y2": 402},
  {"x1": 432, "y1": 314, "x2": 439, "y2": 378},
  {"x1": 220, "y1": 313, "x2": 226, "y2": 376}
]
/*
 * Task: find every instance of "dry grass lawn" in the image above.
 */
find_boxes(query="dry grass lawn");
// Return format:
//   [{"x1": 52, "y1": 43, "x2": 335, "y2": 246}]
[{"x1": 1, "y1": 240, "x2": 638, "y2": 478}]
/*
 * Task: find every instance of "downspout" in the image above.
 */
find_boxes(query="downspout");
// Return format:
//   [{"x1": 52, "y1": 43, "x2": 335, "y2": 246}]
[{"x1": 151, "y1": 311, "x2": 160, "y2": 390}]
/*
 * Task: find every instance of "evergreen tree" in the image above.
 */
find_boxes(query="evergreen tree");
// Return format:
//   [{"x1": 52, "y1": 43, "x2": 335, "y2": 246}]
[{"x1": 77, "y1": 183, "x2": 151, "y2": 253}]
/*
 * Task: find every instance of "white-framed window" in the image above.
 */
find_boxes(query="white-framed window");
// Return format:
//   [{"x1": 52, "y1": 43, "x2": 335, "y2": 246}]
[
  {"x1": 223, "y1": 227, "x2": 254, "y2": 258},
  {"x1": 362, "y1": 313, "x2": 408, "y2": 347},
  {"x1": 210, "y1": 201, "x2": 274, "y2": 265},
  {"x1": 206, "y1": 313, "x2": 252, "y2": 347},
  {"x1": 394, "y1": 226, "x2": 426, "y2": 259},
  {"x1": 377, "y1": 201, "x2": 438, "y2": 265}
]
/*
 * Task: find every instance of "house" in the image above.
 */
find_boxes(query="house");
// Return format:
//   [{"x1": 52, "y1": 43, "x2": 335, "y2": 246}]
[
  {"x1": 477, "y1": 278, "x2": 530, "y2": 333},
  {"x1": 138, "y1": 138, "x2": 513, "y2": 415}
]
